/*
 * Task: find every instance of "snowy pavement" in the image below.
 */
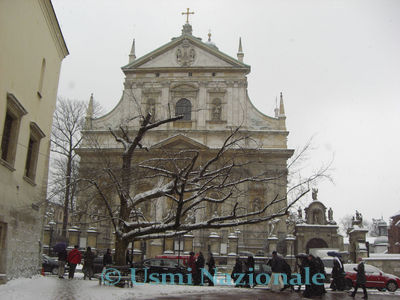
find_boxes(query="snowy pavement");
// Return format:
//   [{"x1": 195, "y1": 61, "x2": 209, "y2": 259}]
[{"x1": 1, "y1": 274, "x2": 400, "y2": 300}]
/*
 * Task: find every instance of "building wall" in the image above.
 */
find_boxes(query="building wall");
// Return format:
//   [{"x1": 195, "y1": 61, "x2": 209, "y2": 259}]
[{"x1": 0, "y1": 0, "x2": 67, "y2": 281}]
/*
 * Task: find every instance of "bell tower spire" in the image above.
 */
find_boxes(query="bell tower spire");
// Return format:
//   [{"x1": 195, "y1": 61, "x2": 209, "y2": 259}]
[
  {"x1": 129, "y1": 38, "x2": 136, "y2": 63},
  {"x1": 237, "y1": 37, "x2": 244, "y2": 62}
]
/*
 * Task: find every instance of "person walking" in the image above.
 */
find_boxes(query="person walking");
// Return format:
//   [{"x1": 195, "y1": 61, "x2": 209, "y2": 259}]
[
  {"x1": 303, "y1": 254, "x2": 318, "y2": 298},
  {"x1": 188, "y1": 252, "x2": 196, "y2": 285},
  {"x1": 331, "y1": 255, "x2": 345, "y2": 291},
  {"x1": 83, "y1": 246, "x2": 95, "y2": 280},
  {"x1": 57, "y1": 247, "x2": 67, "y2": 279},
  {"x1": 231, "y1": 257, "x2": 243, "y2": 288},
  {"x1": 67, "y1": 245, "x2": 82, "y2": 279},
  {"x1": 195, "y1": 252, "x2": 205, "y2": 285},
  {"x1": 315, "y1": 256, "x2": 327, "y2": 295},
  {"x1": 103, "y1": 248, "x2": 113, "y2": 268},
  {"x1": 206, "y1": 252, "x2": 216, "y2": 286},
  {"x1": 245, "y1": 255, "x2": 255, "y2": 288},
  {"x1": 268, "y1": 251, "x2": 284, "y2": 291},
  {"x1": 350, "y1": 257, "x2": 368, "y2": 299},
  {"x1": 280, "y1": 258, "x2": 294, "y2": 292}
]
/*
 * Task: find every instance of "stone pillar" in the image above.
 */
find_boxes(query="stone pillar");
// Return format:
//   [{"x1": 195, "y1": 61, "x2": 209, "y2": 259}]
[
  {"x1": 267, "y1": 236, "x2": 278, "y2": 254},
  {"x1": 183, "y1": 233, "x2": 194, "y2": 254},
  {"x1": 68, "y1": 226, "x2": 80, "y2": 247},
  {"x1": 86, "y1": 227, "x2": 98, "y2": 249},
  {"x1": 209, "y1": 232, "x2": 220, "y2": 255},
  {"x1": 228, "y1": 232, "x2": 238, "y2": 255},
  {"x1": 285, "y1": 234, "x2": 296, "y2": 258},
  {"x1": 349, "y1": 227, "x2": 369, "y2": 262}
]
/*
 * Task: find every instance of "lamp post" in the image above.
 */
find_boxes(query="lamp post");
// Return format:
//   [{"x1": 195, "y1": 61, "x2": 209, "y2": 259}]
[{"x1": 48, "y1": 221, "x2": 56, "y2": 256}]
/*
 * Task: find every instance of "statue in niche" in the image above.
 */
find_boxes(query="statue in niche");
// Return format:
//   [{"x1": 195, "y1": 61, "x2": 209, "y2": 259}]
[
  {"x1": 146, "y1": 99, "x2": 156, "y2": 122},
  {"x1": 211, "y1": 99, "x2": 222, "y2": 120}
]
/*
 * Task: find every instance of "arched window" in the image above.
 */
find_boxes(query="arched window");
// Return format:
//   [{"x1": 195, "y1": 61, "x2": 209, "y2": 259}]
[{"x1": 175, "y1": 98, "x2": 191, "y2": 120}]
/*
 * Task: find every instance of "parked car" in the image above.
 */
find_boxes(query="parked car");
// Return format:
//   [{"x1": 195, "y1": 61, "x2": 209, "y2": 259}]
[
  {"x1": 134, "y1": 258, "x2": 189, "y2": 284},
  {"x1": 42, "y1": 254, "x2": 69, "y2": 275},
  {"x1": 344, "y1": 263, "x2": 400, "y2": 292}
]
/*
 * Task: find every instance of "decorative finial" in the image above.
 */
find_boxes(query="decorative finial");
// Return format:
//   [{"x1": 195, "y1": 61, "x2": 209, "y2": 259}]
[
  {"x1": 274, "y1": 96, "x2": 279, "y2": 118},
  {"x1": 237, "y1": 37, "x2": 244, "y2": 62},
  {"x1": 182, "y1": 8, "x2": 194, "y2": 24},
  {"x1": 279, "y1": 92, "x2": 285, "y2": 117},
  {"x1": 85, "y1": 93, "x2": 94, "y2": 129},
  {"x1": 129, "y1": 38, "x2": 136, "y2": 63}
]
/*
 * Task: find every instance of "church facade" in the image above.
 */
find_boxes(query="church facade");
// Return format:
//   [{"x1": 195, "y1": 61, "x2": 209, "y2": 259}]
[{"x1": 77, "y1": 21, "x2": 293, "y2": 259}]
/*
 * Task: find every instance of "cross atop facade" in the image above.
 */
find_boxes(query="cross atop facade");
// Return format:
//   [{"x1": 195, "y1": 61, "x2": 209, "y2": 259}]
[{"x1": 182, "y1": 8, "x2": 194, "y2": 24}]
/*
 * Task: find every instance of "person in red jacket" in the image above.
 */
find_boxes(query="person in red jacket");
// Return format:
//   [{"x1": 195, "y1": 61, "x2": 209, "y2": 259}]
[
  {"x1": 188, "y1": 252, "x2": 196, "y2": 285},
  {"x1": 67, "y1": 245, "x2": 82, "y2": 279}
]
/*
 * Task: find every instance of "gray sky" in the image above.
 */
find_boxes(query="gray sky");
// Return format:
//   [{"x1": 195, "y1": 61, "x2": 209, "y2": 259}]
[{"x1": 52, "y1": 0, "x2": 400, "y2": 225}]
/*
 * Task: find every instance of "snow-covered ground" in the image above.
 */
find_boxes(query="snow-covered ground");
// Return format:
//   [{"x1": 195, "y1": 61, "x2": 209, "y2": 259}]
[
  {"x1": 1, "y1": 273, "x2": 400, "y2": 300},
  {"x1": 0, "y1": 273, "x2": 233, "y2": 300}
]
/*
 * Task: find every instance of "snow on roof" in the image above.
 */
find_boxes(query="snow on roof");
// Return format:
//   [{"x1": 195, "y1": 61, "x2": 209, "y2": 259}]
[{"x1": 391, "y1": 210, "x2": 400, "y2": 218}]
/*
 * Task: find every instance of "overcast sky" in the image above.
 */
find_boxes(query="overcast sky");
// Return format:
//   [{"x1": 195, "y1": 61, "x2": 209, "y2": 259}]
[{"x1": 52, "y1": 0, "x2": 400, "y2": 226}]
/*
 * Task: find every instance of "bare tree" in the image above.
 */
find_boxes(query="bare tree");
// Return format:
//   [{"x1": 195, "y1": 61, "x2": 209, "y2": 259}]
[
  {"x1": 77, "y1": 111, "x2": 329, "y2": 264},
  {"x1": 50, "y1": 97, "x2": 102, "y2": 237}
]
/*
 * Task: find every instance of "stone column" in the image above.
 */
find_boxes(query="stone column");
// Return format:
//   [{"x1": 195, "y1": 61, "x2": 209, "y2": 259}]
[
  {"x1": 348, "y1": 227, "x2": 369, "y2": 262},
  {"x1": 209, "y1": 232, "x2": 220, "y2": 255},
  {"x1": 183, "y1": 233, "x2": 194, "y2": 254},
  {"x1": 267, "y1": 236, "x2": 278, "y2": 254},
  {"x1": 228, "y1": 232, "x2": 238, "y2": 255},
  {"x1": 68, "y1": 226, "x2": 80, "y2": 248},
  {"x1": 285, "y1": 234, "x2": 296, "y2": 258},
  {"x1": 86, "y1": 227, "x2": 98, "y2": 249}
]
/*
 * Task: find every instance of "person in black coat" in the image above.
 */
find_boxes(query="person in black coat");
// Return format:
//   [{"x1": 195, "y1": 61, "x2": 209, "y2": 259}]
[
  {"x1": 231, "y1": 257, "x2": 243, "y2": 287},
  {"x1": 244, "y1": 255, "x2": 255, "y2": 288},
  {"x1": 280, "y1": 258, "x2": 294, "y2": 291},
  {"x1": 331, "y1": 256, "x2": 345, "y2": 291},
  {"x1": 103, "y1": 248, "x2": 113, "y2": 267},
  {"x1": 350, "y1": 257, "x2": 368, "y2": 299},
  {"x1": 303, "y1": 254, "x2": 319, "y2": 298},
  {"x1": 315, "y1": 257, "x2": 327, "y2": 295},
  {"x1": 296, "y1": 256, "x2": 307, "y2": 292},
  {"x1": 206, "y1": 252, "x2": 216, "y2": 286},
  {"x1": 57, "y1": 248, "x2": 68, "y2": 279},
  {"x1": 195, "y1": 252, "x2": 205, "y2": 285},
  {"x1": 83, "y1": 247, "x2": 95, "y2": 280}
]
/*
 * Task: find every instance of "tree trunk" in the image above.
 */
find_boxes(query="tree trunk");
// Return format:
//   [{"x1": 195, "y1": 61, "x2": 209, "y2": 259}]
[
  {"x1": 115, "y1": 237, "x2": 129, "y2": 265},
  {"x1": 61, "y1": 155, "x2": 72, "y2": 238}
]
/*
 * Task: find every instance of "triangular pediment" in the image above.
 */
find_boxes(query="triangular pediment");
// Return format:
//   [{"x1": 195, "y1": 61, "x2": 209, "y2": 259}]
[
  {"x1": 150, "y1": 134, "x2": 209, "y2": 150},
  {"x1": 122, "y1": 34, "x2": 250, "y2": 72}
]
